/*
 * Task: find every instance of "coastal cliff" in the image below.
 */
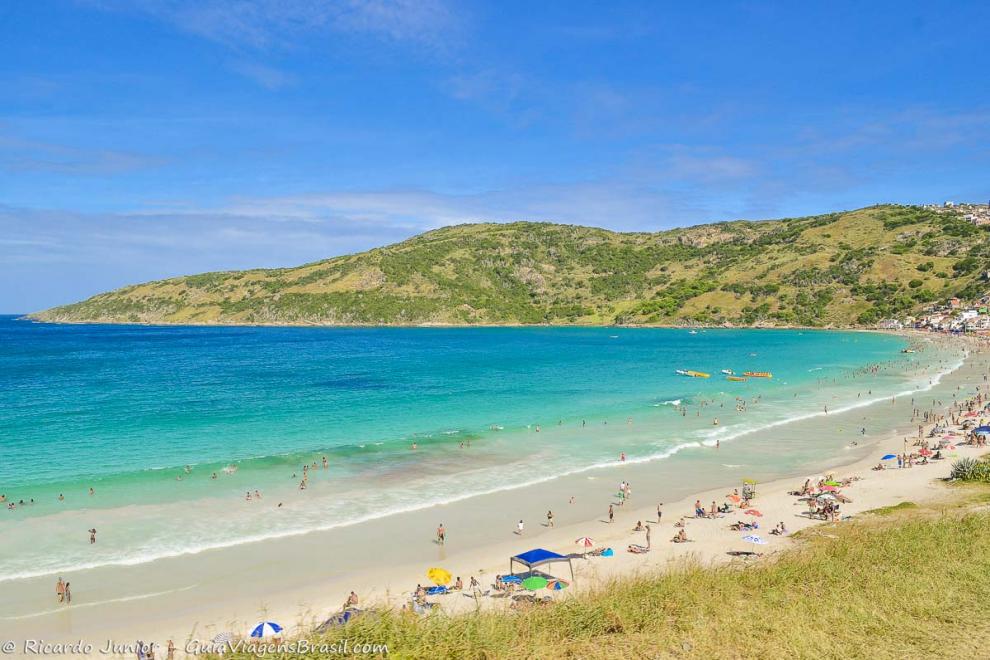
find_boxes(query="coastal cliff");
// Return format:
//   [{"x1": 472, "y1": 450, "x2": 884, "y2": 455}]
[{"x1": 31, "y1": 205, "x2": 988, "y2": 327}]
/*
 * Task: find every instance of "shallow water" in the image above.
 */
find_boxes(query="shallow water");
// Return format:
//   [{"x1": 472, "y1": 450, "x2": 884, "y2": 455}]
[{"x1": 0, "y1": 317, "x2": 955, "y2": 580}]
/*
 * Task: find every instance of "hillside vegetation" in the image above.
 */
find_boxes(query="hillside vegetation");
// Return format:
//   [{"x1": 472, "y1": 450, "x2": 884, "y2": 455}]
[{"x1": 33, "y1": 205, "x2": 990, "y2": 326}]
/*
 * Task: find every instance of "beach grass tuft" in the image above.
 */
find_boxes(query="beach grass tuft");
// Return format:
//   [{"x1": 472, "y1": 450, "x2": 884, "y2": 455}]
[
  {"x1": 863, "y1": 501, "x2": 917, "y2": 515},
  {"x1": 221, "y1": 495, "x2": 990, "y2": 659}
]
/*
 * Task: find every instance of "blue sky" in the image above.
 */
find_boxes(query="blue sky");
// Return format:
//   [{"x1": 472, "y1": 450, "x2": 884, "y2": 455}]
[{"x1": 2, "y1": 1, "x2": 989, "y2": 311}]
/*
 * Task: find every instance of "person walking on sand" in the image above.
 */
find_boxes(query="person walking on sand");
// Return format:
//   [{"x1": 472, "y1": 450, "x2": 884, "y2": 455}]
[
  {"x1": 657, "y1": 503, "x2": 663, "y2": 524},
  {"x1": 436, "y1": 523, "x2": 446, "y2": 545},
  {"x1": 63, "y1": 582, "x2": 71, "y2": 604},
  {"x1": 516, "y1": 519, "x2": 524, "y2": 535},
  {"x1": 56, "y1": 577, "x2": 65, "y2": 603},
  {"x1": 608, "y1": 504, "x2": 615, "y2": 524},
  {"x1": 546, "y1": 510, "x2": 554, "y2": 528}
]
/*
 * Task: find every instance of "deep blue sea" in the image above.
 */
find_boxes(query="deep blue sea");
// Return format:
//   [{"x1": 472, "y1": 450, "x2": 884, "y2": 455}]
[{"x1": 1, "y1": 316, "x2": 945, "y2": 579}]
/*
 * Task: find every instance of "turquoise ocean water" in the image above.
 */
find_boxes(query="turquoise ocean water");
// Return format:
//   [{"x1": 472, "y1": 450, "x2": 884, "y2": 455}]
[{"x1": 0, "y1": 316, "x2": 952, "y2": 580}]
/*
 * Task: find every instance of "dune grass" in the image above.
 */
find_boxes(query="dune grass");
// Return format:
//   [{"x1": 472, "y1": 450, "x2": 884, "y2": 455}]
[
  {"x1": 863, "y1": 500, "x2": 918, "y2": 516},
  {"x1": 225, "y1": 493, "x2": 990, "y2": 659}
]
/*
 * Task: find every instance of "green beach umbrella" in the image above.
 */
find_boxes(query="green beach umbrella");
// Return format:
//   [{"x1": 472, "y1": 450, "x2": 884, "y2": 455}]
[
  {"x1": 824, "y1": 480, "x2": 842, "y2": 487},
  {"x1": 522, "y1": 576, "x2": 548, "y2": 591}
]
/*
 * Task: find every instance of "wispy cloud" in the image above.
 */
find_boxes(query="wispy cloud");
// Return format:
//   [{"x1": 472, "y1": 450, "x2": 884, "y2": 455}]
[
  {"x1": 227, "y1": 60, "x2": 297, "y2": 90},
  {"x1": 0, "y1": 130, "x2": 166, "y2": 175},
  {"x1": 83, "y1": 0, "x2": 462, "y2": 51}
]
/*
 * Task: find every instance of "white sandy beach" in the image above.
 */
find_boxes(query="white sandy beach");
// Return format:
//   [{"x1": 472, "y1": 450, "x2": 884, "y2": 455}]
[{"x1": 1, "y1": 333, "x2": 986, "y2": 657}]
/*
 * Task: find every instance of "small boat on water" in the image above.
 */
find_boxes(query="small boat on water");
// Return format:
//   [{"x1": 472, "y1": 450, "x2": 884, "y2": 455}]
[
  {"x1": 688, "y1": 330, "x2": 698, "y2": 335},
  {"x1": 726, "y1": 375, "x2": 747, "y2": 382},
  {"x1": 742, "y1": 371, "x2": 773, "y2": 378},
  {"x1": 676, "y1": 369, "x2": 710, "y2": 378},
  {"x1": 901, "y1": 348, "x2": 916, "y2": 354},
  {"x1": 721, "y1": 369, "x2": 734, "y2": 375}
]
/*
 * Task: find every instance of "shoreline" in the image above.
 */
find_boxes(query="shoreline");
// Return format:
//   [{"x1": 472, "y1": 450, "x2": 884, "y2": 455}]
[
  {"x1": 0, "y1": 332, "x2": 979, "y2": 653},
  {"x1": 17, "y1": 312, "x2": 917, "y2": 332},
  {"x1": 0, "y1": 330, "x2": 930, "y2": 583}
]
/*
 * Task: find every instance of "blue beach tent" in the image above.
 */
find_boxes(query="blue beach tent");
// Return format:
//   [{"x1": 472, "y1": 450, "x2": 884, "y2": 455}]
[{"x1": 509, "y1": 548, "x2": 575, "y2": 582}]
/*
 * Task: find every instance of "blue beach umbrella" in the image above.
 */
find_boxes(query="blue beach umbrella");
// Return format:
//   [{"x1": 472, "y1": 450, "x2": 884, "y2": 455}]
[
  {"x1": 974, "y1": 426, "x2": 990, "y2": 434},
  {"x1": 881, "y1": 454, "x2": 897, "y2": 460},
  {"x1": 249, "y1": 621, "x2": 283, "y2": 638}
]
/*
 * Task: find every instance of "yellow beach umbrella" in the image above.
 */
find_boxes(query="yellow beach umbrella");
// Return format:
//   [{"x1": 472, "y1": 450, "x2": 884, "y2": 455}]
[{"x1": 427, "y1": 567, "x2": 452, "y2": 585}]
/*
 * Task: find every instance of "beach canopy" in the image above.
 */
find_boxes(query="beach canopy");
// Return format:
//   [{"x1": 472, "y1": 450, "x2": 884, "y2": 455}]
[
  {"x1": 250, "y1": 622, "x2": 283, "y2": 638},
  {"x1": 881, "y1": 454, "x2": 897, "y2": 460},
  {"x1": 427, "y1": 567, "x2": 451, "y2": 585},
  {"x1": 974, "y1": 426, "x2": 990, "y2": 434},
  {"x1": 510, "y1": 548, "x2": 575, "y2": 582}
]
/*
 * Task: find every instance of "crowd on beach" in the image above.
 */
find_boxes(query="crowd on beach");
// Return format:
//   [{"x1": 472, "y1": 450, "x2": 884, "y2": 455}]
[{"x1": 10, "y1": 333, "x2": 984, "y2": 647}]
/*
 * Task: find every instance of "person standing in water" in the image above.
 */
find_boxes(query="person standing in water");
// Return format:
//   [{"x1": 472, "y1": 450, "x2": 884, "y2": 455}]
[
  {"x1": 56, "y1": 577, "x2": 65, "y2": 603},
  {"x1": 88, "y1": 528, "x2": 96, "y2": 544}
]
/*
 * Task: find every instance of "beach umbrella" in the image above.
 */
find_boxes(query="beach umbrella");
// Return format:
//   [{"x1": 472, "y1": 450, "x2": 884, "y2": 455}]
[
  {"x1": 547, "y1": 579, "x2": 569, "y2": 591},
  {"x1": 727, "y1": 495, "x2": 741, "y2": 503},
  {"x1": 501, "y1": 574, "x2": 523, "y2": 584},
  {"x1": 427, "y1": 567, "x2": 452, "y2": 585},
  {"x1": 744, "y1": 509, "x2": 763, "y2": 517},
  {"x1": 249, "y1": 622, "x2": 283, "y2": 638},
  {"x1": 211, "y1": 633, "x2": 234, "y2": 645},
  {"x1": 881, "y1": 454, "x2": 897, "y2": 460},
  {"x1": 522, "y1": 576, "x2": 548, "y2": 591},
  {"x1": 974, "y1": 426, "x2": 990, "y2": 434},
  {"x1": 824, "y1": 480, "x2": 842, "y2": 487},
  {"x1": 919, "y1": 448, "x2": 933, "y2": 457},
  {"x1": 743, "y1": 479, "x2": 757, "y2": 485},
  {"x1": 575, "y1": 536, "x2": 595, "y2": 548}
]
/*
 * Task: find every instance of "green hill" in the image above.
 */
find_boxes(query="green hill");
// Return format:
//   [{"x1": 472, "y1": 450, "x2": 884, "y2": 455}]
[{"x1": 31, "y1": 205, "x2": 990, "y2": 327}]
